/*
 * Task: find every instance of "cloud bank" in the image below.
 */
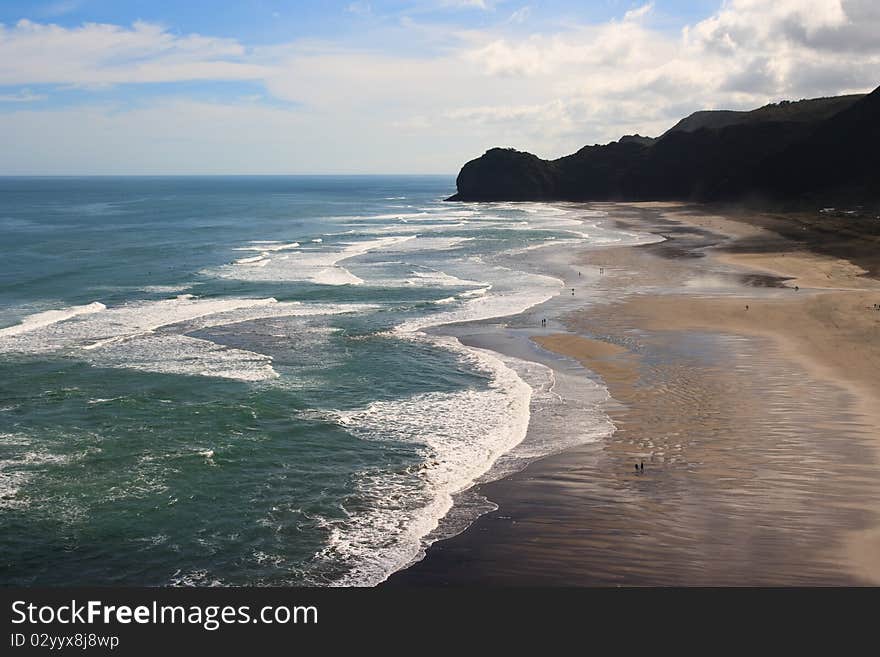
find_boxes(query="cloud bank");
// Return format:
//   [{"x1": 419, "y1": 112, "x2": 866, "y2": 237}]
[{"x1": 0, "y1": 0, "x2": 877, "y2": 173}]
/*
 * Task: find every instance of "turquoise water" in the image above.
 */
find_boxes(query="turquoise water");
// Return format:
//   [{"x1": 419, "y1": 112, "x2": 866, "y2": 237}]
[{"x1": 0, "y1": 176, "x2": 636, "y2": 586}]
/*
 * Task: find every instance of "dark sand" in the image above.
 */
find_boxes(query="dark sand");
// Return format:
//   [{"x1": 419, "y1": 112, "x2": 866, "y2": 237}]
[{"x1": 387, "y1": 203, "x2": 880, "y2": 586}]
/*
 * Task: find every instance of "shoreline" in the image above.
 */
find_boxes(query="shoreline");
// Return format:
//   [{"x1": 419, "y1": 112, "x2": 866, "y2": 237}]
[
  {"x1": 389, "y1": 222, "x2": 640, "y2": 584},
  {"x1": 387, "y1": 202, "x2": 880, "y2": 586}
]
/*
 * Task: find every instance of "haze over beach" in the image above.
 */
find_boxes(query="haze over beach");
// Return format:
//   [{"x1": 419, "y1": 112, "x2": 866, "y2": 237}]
[{"x1": 1, "y1": 0, "x2": 880, "y2": 593}]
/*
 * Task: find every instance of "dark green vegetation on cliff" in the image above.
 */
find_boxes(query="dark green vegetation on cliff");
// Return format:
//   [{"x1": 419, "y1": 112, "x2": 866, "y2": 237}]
[{"x1": 449, "y1": 87, "x2": 880, "y2": 206}]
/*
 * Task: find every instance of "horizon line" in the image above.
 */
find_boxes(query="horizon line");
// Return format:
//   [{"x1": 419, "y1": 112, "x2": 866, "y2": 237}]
[{"x1": 0, "y1": 173, "x2": 458, "y2": 178}]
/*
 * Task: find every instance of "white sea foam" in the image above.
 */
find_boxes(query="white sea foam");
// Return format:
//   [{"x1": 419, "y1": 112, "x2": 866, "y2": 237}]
[
  {"x1": 139, "y1": 285, "x2": 191, "y2": 295},
  {"x1": 336, "y1": 221, "x2": 468, "y2": 236},
  {"x1": 0, "y1": 302, "x2": 106, "y2": 338},
  {"x1": 396, "y1": 267, "x2": 562, "y2": 333},
  {"x1": 87, "y1": 397, "x2": 124, "y2": 405},
  {"x1": 309, "y1": 198, "x2": 647, "y2": 586},
  {"x1": 233, "y1": 241, "x2": 301, "y2": 252},
  {"x1": 6, "y1": 196, "x2": 647, "y2": 585},
  {"x1": 213, "y1": 235, "x2": 415, "y2": 285},
  {"x1": 362, "y1": 211, "x2": 430, "y2": 221},
  {"x1": 458, "y1": 285, "x2": 492, "y2": 298},
  {"x1": 0, "y1": 456, "x2": 32, "y2": 509},
  {"x1": 320, "y1": 326, "x2": 616, "y2": 587},
  {"x1": 404, "y1": 269, "x2": 485, "y2": 288},
  {"x1": 381, "y1": 236, "x2": 473, "y2": 252},
  {"x1": 430, "y1": 284, "x2": 492, "y2": 305},
  {"x1": 95, "y1": 334, "x2": 280, "y2": 381},
  {"x1": 169, "y1": 570, "x2": 224, "y2": 587},
  {"x1": 77, "y1": 297, "x2": 286, "y2": 351},
  {"x1": 314, "y1": 247, "x2": 568, "y2": 584},
  {"x1": 0, "y1": 297, "x2": 374, "y2": 381},
  {"x1": 320, "y1": 339, "x2": 532, "y2": 586},
  {"x1": 234, "y1": 254, "x2": 270, "y2": 265},
  {"x1": 0, "y1": 433, "x2": 71, "y2": 510}
]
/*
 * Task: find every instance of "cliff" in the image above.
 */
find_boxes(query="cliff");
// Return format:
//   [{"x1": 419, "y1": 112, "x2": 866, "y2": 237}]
[{"x1": 447, "y1": 89, "x2": 878, "y2": 207}]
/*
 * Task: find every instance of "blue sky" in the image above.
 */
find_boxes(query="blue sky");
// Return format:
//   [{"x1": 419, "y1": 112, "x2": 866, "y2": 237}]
[
  {"x1": 0, "y1": 1, "x2": 721, "y2": 41},
  {"x1": 0, "y1": 1, "x2": 877, "y2": 174}
]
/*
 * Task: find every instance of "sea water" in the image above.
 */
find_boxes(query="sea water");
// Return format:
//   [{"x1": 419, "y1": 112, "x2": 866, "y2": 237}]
[{"x1": 0, "y1": 176, "x2": 647, "y2": 586}]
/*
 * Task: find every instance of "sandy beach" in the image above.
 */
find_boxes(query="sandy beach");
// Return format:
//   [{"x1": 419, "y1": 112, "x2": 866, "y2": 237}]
[{"x1": 388, "y1": 203, "x2": 880, "y2": 586}]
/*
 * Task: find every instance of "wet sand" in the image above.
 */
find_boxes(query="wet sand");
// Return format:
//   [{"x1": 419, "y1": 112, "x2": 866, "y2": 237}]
[{"x1": 387, "y1": 203, "x2": 880, "y2": 586}]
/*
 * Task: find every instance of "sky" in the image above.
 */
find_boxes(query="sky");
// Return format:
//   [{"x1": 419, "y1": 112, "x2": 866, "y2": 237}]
[{"x1": 0, "y1": 0, "x2": 878, "y2": 174}]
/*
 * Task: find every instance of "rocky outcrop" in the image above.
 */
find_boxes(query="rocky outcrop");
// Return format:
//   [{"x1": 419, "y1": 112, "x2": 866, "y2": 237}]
[{"x1": 448, "y1": 89, "x2": 878, "y2": 207}]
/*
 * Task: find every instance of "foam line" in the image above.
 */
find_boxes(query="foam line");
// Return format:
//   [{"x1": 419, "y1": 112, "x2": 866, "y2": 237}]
[{"x1": 0, "y1": 302, "x2": 106, "y2": 338}]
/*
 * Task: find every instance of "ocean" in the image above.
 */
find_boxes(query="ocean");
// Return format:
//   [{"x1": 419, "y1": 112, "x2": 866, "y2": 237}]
[{"x1": 0, "y1": 176, "x2": 652, "y2": 586}]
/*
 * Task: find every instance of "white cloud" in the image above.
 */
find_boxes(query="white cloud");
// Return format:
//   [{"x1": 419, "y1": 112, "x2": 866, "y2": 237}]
[
  {"x1": 0, "y1": 1, "x2": 878, "y2": 173},
  {"x1": 0, "y1": 89, "x2": 46, "y2": 102},
  {"x1": 441, "y1": 1, "x2": 491, "y2": 9},
  {"x1": 39, "y1": 1, "x2": 83, "y2": 18},
  {"x1": 623, "y1": 2, "x2": 654, "y2": 22},
  {"x1": 0, "y1": 19, "x2": 270, "y2": 86},
  {"x1": 508, "y1": 6, "x2": 530, "y2": 24},
  {"x1": 347, "y1": 2, "x2": 372, "y2": 16},
  {"x1": 681, "y1": 0, "x2": 880, "y2": 97},
  {"x1": 448, "y1": 0, "x2": 879, "y2": 142}
]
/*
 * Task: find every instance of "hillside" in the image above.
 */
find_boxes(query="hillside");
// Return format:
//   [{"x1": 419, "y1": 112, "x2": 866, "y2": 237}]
[
  {"x1": 661, "y1": 95, "x2": 864, "y2": 136},
  {"x1": 447, "y1": 89, "x2": 878, "y2": 206}
]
